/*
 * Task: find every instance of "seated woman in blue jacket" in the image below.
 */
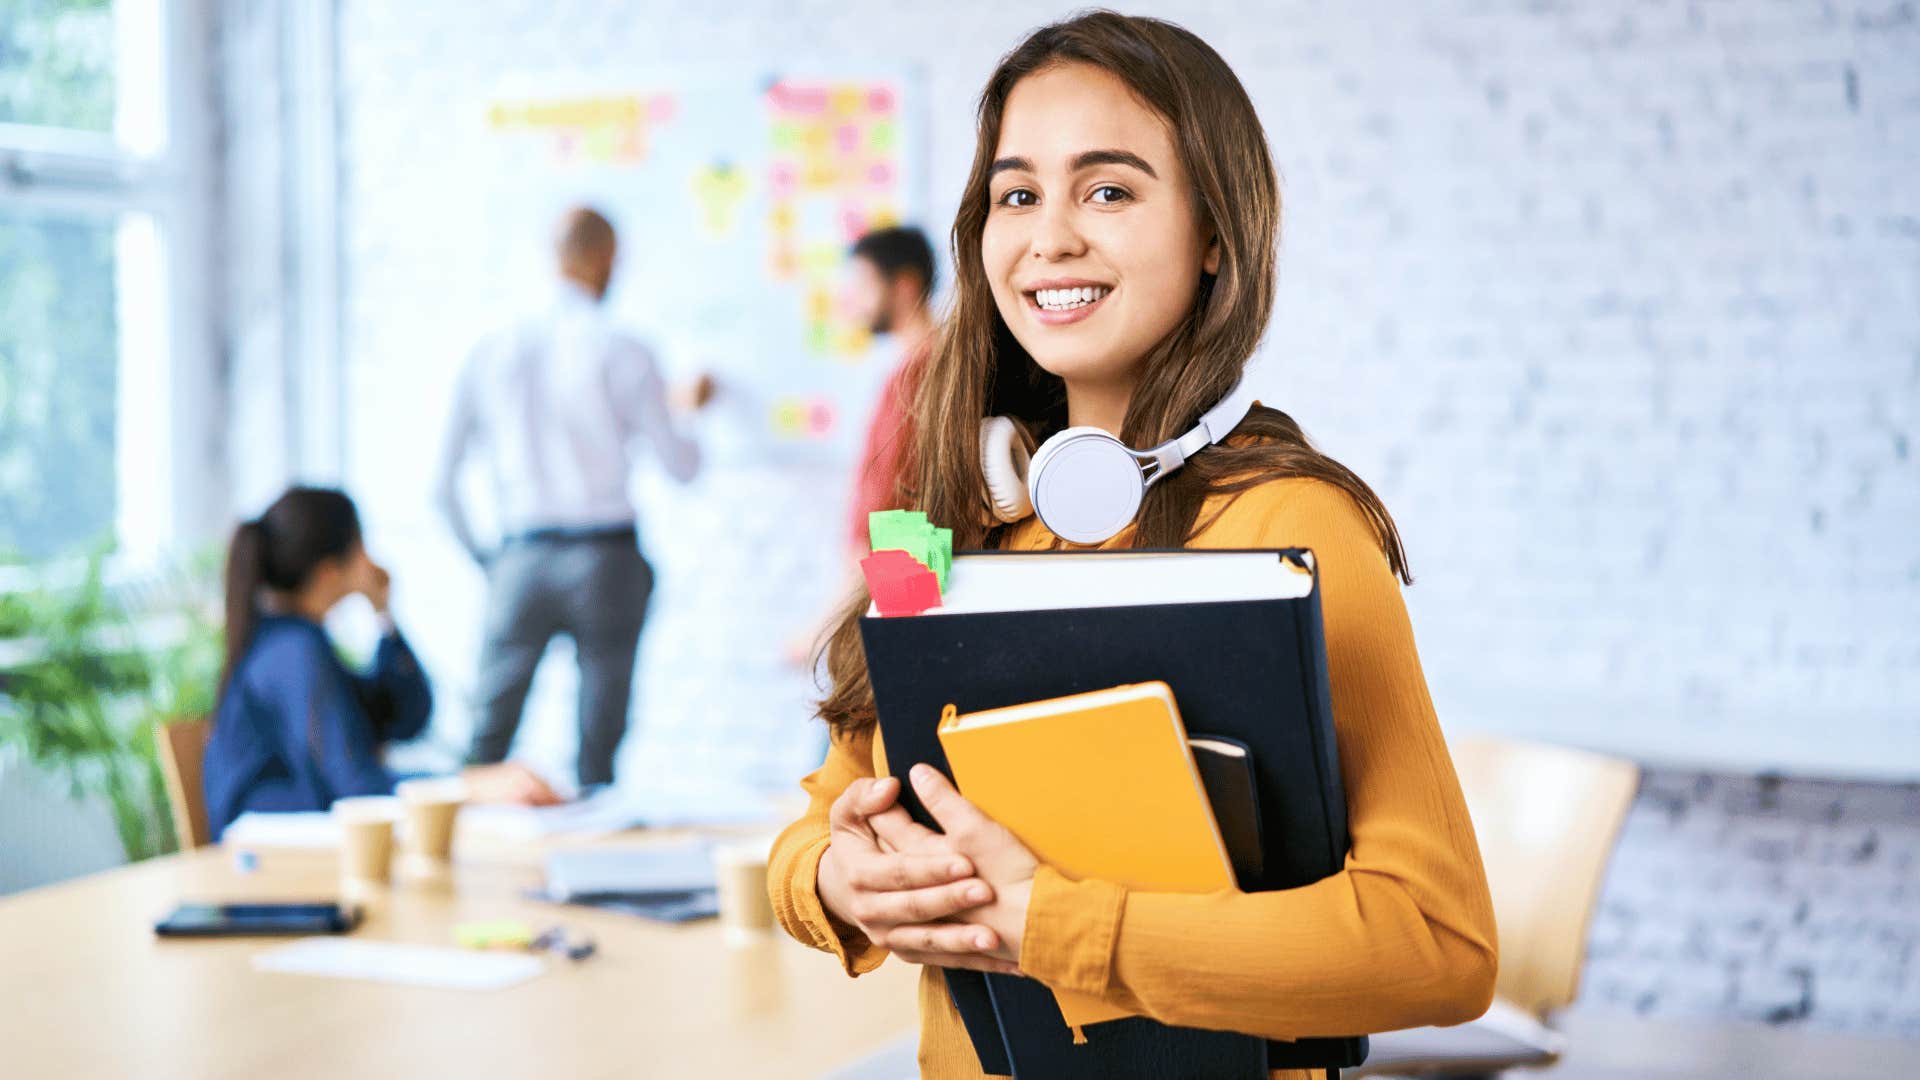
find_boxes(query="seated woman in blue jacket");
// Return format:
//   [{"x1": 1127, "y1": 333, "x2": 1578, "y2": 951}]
[{"x1": 204, "y1": 486, "x2": 559, "y2": 840}]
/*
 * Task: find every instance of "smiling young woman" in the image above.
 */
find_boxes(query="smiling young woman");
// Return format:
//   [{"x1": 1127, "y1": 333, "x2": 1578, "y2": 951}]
[{"x1": 768, "y1": 12, "x2": 1497, "y2": 1078}]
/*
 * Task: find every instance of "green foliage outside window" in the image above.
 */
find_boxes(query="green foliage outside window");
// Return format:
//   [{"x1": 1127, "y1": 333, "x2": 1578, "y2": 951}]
[
  {"x1": 0, "y1": 549, "x2": 224, "y2": 862},
  {"x1": 0, "y1": 0, "x2": 116, "y2": 131}
]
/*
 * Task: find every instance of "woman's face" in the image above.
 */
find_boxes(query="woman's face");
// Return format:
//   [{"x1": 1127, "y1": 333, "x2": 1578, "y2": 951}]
[{"x1": 981, "y1": 62, "x2": 1218, "y2": 394}]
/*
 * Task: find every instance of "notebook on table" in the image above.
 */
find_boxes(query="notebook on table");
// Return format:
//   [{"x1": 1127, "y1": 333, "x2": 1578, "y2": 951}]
[{"x1": 859, "y1": 548, "x2": 1369, "y2": 1077}]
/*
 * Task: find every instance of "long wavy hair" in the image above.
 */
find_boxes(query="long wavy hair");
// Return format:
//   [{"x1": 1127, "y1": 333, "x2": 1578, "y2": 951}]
[{"x1": 817, "y1": 11, "x2": 1408, "y2": 738}]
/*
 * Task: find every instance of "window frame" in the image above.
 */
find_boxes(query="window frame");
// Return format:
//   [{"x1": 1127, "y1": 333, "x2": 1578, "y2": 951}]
[{"x1": 0, "y1": 0, "x2": 220, "y2": 571}]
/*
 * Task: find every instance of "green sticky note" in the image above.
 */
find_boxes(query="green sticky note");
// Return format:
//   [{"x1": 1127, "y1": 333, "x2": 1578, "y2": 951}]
[
  {"x1": 931, "y1": 527, "x2": 952, "y2": 590},
  {"x1": 868, "y1": 509, "x2": 927, "y2": 556},
  {"x1": 868, "y1": 510, "x2": 949, "y2": 592}
]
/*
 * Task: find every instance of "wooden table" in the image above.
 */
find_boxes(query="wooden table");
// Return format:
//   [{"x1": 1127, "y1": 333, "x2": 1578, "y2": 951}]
[{"x1": 0, "y1": 834, "x2": 921, "y2": 1080}]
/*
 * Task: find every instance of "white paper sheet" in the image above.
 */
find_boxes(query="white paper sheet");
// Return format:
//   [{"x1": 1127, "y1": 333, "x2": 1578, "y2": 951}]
[
  {"x1": 872, "y1": 549, "x2": 1315, "y2": 617},
  {"x1": 221, "y1": 812, "x2": 341, "y2": 849},
  {"x1": 252, "y1": 939, "x2": 544, "y2": 990},
  {"x1": 463, "y1": 781, "x2": 790, "y2": 840},
  {"x1": 543, "y1": 840, "x2": 717, "y2": 900}
]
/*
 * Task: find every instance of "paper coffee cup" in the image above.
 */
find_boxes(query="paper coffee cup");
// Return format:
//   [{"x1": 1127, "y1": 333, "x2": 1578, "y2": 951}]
[
  {"x1": 332, "y1": 795, "x2": 400, "y2": 897},
  {"x1": 395, "y1": 776, "x2": 468, "y2": 860},
  {"x1": 713, "y1": 839, "x2": 776, "y2": 946}
]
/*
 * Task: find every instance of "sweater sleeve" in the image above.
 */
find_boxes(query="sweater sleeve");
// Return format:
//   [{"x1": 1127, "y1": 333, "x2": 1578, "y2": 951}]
[
  {"x1": 270, "y1": 632, "x2": 399, "y2": 803},
  {"x1": 768, "y1": 724, "x2": 893, "y2": 976},
  {"x1": 1015, "y1": 480, "x2": 1499, "y2": 1040},
  {"x1": 349, "y1": 630, "x2": 434, "y2": 744}
]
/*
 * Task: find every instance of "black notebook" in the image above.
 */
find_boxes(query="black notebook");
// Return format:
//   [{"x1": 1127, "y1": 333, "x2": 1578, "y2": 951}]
[{"x1": 859, "y1": 548, "x2": 1369, "y2": 1077}]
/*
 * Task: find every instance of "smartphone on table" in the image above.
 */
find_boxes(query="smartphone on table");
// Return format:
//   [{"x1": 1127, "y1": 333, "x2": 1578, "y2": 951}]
[{"x1": 154, "y1": 902, "x2": 360, "y2": 937}]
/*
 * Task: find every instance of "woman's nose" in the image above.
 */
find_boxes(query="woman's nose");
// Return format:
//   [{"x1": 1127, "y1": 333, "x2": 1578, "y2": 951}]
[{"x1": 1028, "y1": 202, "x2": 1087, "y2": 262}]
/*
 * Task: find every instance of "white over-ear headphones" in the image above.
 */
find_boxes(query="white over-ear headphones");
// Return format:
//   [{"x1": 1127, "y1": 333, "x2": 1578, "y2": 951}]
[{"x1": 980, "y1": 377, "x2": 1258, "y2": 545}]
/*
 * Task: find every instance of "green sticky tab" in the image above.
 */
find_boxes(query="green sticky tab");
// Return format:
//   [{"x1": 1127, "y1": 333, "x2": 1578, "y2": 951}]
[
  {"x1": 868, "y1": 510, "x2": 928, "y2": 557},
  {"x1": 868, "y1": 510, "x2": 951, "y2": 593},
  {"x1": 932, "y1": 527, "x2": 952, "y2": 590}
]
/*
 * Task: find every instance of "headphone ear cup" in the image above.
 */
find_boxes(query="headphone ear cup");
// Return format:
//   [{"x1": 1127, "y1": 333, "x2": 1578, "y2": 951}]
[{"x1": 979, "y1": 416, "x2": 1035, "y2": 523}]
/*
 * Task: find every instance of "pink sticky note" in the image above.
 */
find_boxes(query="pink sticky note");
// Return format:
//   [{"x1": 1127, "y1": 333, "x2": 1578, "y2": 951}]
[{"x1": 862, "y1": 549, "x2": 940, "y2": 616}]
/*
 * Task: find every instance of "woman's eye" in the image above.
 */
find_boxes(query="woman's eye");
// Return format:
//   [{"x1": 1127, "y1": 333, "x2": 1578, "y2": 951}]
[
  {"x1": 996, "y1": 188, "x2": 1038, "y2": 208},
  {"x1": 1090, "y1": 185, "x2": 1131, "y2": 204}
]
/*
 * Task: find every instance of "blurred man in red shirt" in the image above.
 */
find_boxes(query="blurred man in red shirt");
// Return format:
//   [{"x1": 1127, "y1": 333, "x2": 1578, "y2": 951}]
[
  {"x1": 788, "y1": 226, "x2": 937, "y2": 665},
  {"x1": 843, "y1": 226, "x2": 937, "y2": 549}
]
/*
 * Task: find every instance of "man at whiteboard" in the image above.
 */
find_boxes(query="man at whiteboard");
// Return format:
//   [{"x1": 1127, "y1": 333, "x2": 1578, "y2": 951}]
[
  {"x1": 435, "y1": 206, "x2": 713, "y2": 790},
  {"x1": 786, "y1": 225, "x2": 938, "y2": 666}
]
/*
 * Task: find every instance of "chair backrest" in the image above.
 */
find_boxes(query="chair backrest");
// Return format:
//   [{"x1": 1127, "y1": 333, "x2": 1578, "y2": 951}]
[
  {"x1": 155, "y1": 718, "x2": 212, "y2": 850},
  {"x1": 1449, "y1": 733, "x2": 1640, "y2": 1018}
]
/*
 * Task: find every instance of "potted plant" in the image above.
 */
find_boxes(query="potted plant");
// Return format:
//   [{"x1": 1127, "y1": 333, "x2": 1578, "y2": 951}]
[{"x1": 0, "y1": 549, "x2": 222, "y2": 862}]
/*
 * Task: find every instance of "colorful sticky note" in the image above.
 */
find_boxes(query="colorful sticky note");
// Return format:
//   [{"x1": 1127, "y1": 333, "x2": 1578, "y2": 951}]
[
  {"x1": 807, "y1": 398, "x2": 836, "y2": 437},
  {"x1": 691, "y1": 162, "x2": 749, "y2": 237},
  {"x1": 862, "y1": 549, "x2": 941, "y2": 617},
  {"x1": 454, "y1": 920, "x2": 535, "y2": 950},
  {"x1": 868, "y1": 510, "x2": 952, "y2": 591}
]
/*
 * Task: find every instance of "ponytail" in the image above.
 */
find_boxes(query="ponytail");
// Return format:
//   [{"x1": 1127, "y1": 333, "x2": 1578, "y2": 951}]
[
  {"x1": 220, "y1": 519, "x2": 267, "y2": 697},
  {"x1": 215, "y1": 485, "x2": 363, "y2": 701}
]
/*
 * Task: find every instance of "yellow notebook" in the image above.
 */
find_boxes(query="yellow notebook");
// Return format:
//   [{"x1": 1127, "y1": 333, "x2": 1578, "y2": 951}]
[{"x1": 937, "y1": 681, "x2": 1237, "y2": 1035}]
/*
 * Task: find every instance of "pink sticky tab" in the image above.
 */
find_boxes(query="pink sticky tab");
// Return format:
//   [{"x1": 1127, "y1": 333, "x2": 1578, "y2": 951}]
[{"x1": 861, "y1": 550, "x2": 941, "y2": 617}]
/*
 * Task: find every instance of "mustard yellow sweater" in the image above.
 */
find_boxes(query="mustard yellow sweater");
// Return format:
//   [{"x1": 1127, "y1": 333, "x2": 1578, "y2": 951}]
[{"x1": 769, "y1": 477, "x2": 1498, "y2": 1078}]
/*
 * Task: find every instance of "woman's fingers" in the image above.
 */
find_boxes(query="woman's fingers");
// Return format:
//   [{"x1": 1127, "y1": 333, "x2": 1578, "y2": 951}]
[
  {"x1": 828, "y1": 776, "x2": 901, "y2": 834},
  {"x1": 910, "y1": 764, "x2": 995, "y2": 842},
  {"x1": 844, "y1": 849, "x2": 975, "y2": 892},
  {"x1": 879, "y1": 921, "x2": 1001, "y2": 955},
  {"x1": 867, "y1": 803, "x2": 944, "y2": 852},
  {"x1": 852, "y1": 875, "x2": 993, "y2": 927},
  {"x1": 890, "y1": 948, "x2": 1023, "y2": 976}
]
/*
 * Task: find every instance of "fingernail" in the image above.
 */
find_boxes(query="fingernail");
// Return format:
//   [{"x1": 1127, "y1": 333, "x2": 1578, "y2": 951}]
[
  {"x1": 974, "y1": 932, "x2": 993, "y2": 949},
  {"x1": 911, "y1": 764, "x2": 934, "y2": 790},
  {"x1": 949, "y1": 860, "x2": 969, "y2": 877},
  {"x1": 966, "y1": 884, "x2": 989, "y2": 903}
]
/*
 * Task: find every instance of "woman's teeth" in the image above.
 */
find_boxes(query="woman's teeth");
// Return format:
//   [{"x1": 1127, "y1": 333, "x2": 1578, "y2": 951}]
[{"x1": 1034, "y1": 285, "x2": 1111, "y2": 311}]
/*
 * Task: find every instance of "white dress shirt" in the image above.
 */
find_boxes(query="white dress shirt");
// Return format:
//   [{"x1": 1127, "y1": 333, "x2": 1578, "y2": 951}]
[{"x1": 435, "y1": 281, "x2": 700, "y2": 560}]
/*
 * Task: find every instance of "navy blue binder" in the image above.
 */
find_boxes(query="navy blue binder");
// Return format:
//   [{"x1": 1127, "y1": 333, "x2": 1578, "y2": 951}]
[{"x1": 859, "y1": 548, "x2": 1369, "y2": 1077}]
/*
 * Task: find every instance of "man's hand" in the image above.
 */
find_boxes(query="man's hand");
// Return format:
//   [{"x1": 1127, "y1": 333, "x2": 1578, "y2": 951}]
[
  {"x1": 461, "y1": 762, "x2": 563, "y2": 806},
  {"x1": 671, "y1": 373, "x2": 717, "y2": 412},
  {"x1": 814, "y1": 776, "x2": 1020, "y2": 975}
]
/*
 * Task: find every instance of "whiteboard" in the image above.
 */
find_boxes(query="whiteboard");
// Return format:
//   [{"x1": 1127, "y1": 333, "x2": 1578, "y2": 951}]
[{"x1": 476, "y1": 66, "x2": 928, "y2": 466}]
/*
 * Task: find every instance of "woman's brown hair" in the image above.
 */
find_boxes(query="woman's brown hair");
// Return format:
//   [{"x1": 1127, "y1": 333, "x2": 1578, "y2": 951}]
[{"x1": 817, "y1": 11, "x2": 1408, "y2": 737}]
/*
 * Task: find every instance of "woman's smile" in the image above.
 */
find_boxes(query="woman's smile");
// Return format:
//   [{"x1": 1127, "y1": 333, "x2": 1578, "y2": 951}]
[{"x1": 1023, "y1": 278, "x2": 1115, "y2": 326}]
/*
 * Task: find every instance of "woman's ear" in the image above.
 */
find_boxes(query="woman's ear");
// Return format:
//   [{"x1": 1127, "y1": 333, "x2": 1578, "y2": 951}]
[{"x1": 1202, "y1": 233, "x2": 1222, "y2": 276}]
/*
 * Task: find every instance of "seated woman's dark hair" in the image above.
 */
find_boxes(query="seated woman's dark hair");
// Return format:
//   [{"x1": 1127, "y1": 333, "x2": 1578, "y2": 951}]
[{"x1": 220, "y1": 487, "x2": 362, "y2": 694}]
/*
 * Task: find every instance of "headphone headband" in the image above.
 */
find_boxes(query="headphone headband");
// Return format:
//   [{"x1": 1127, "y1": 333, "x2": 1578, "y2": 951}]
[{"x1": 1196, "y1": 375, "x2": 1257, "y2": 446}]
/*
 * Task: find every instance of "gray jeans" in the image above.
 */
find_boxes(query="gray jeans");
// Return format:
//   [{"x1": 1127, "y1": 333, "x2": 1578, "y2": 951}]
[{"x1": 467, "y1": 533, "x2": 653, "y2": 787}]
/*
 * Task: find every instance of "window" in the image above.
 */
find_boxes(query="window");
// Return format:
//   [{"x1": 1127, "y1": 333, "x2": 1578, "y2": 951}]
[
  {"x1": 0, "y1": 207, "x2": 118, "y2": 558},
  {"x1": 0, "y1": 0, "x2": 212, "y2": 567}
]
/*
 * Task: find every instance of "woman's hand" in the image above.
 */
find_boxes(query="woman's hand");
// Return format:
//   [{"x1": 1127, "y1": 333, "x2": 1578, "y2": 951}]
[
  {"x1": 815, "y1": 776, "x2": 1019, "y2": 975},
  {"x1": 869, "y1": 765, "x2": 1039, "y2": 967},
  {"x1": 352, "y1": 555, "x2": 392, "y2": 614},
  {"x1": 461, "y1": 762, "x2": 563, "y2": 806}
]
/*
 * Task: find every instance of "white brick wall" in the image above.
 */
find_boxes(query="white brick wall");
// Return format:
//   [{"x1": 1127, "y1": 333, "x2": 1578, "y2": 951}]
[
  {"x1": 330, "y1": 0, "x2": 1920, "y2": 782},
  {"x1": 1586, "y1": 768, "x2": 1920, "y2": 1038},
  {"x1": 305, "y1": 0, "x2": 1920, "y2": 1036}
]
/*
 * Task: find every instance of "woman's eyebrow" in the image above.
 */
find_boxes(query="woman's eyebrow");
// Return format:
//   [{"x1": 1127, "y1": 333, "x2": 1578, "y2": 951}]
[
  {"x1": 987, "y1": 149, "x2": 1158, "y2": 180},
  {"x1": 988, "y1": 156, "x2": 1034, "y2": 179},
  {"x1": 1072, "y1": 149, "x2": 1157, "y2": 178}
]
